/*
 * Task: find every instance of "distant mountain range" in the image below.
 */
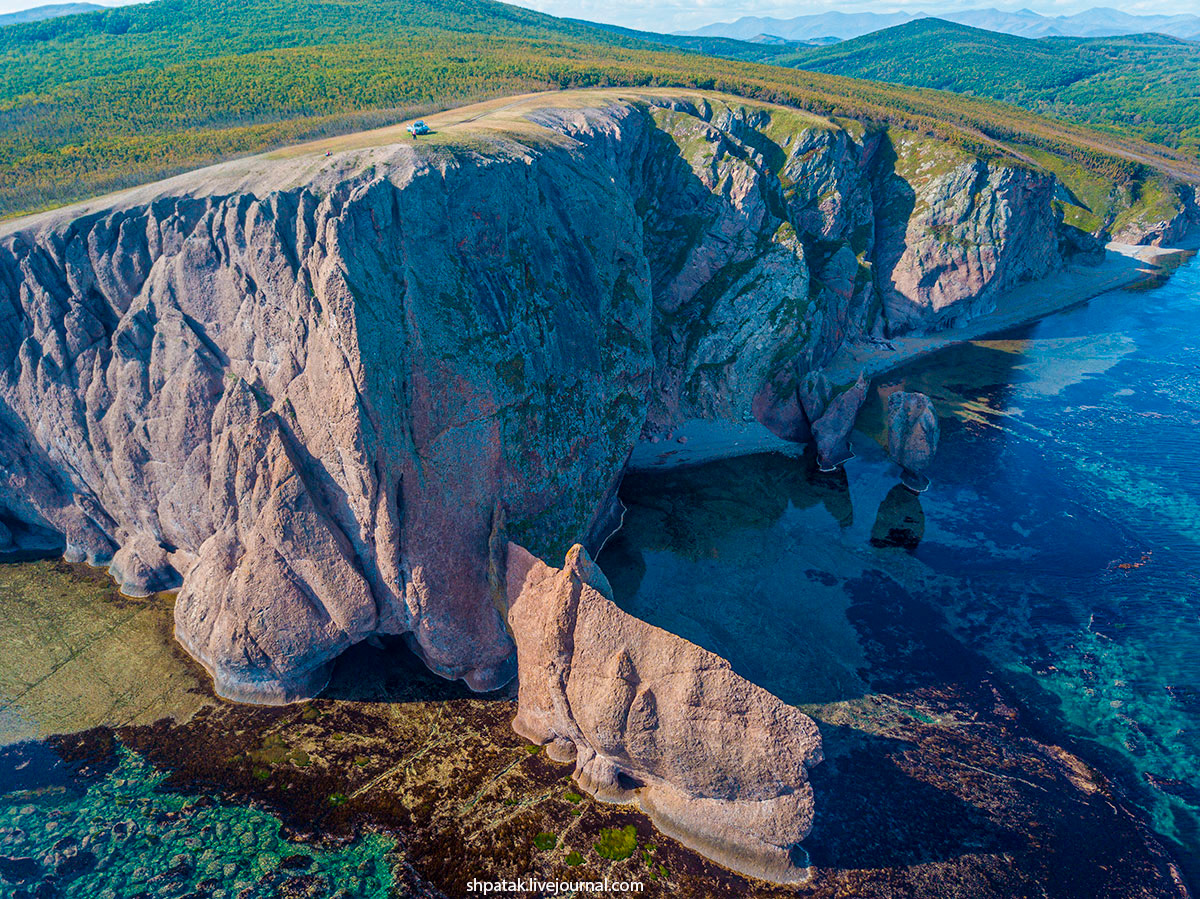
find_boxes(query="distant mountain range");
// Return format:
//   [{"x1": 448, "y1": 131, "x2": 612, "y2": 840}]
[
  {"x1": 0, "y1": 2, "x2": 104, "y2": 26},
  {"x1": 679, "y1": 7, "x2": 1200, "y2": 42}
]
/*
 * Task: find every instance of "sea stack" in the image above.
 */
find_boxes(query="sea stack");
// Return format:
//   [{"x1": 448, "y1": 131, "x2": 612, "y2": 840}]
[
  {"x1": 811, "y1": 373, "x2": 870, "y2": 470},
  {"x1": 506, "y1": 542, "x2": 824, "y2": 885},
  {"x1": 887, "y1": 391, "x2": 940, "y2": 491}
]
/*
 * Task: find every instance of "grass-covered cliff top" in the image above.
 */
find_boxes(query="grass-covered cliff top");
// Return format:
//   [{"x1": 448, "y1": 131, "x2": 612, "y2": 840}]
[
  {"x1": 1, "y1": 0, "x2": 1197, "y2": 222},
  {"x1": 0, "y1": 89, "x2": 1110, "y2": 241}
]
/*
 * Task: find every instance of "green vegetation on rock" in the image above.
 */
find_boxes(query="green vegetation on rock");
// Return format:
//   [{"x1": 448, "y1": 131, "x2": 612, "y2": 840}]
[{"x1": 594, "y1": 825, "x2": 638, "y2": 861}]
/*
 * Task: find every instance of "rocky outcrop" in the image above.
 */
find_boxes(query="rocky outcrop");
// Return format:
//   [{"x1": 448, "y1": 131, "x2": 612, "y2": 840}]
[
  {"x1": 873, "y1": 133, "x2": 1066, "y2": 334},
  {"x1": 1059, "y1": 222, "x2": 1107, "y2": 265},
  {"x1": 886, "y1": 391, "x2": 940, "y2": 491},
  {"x1": 506, "y1": 542, "x2": 823, "y2": 884},
  {"x1": 1111, "y1": 182, "x2": 1200, "y2": 247},
  {"x1": 811, "y1": 373, "x2": 870, "y2": 470},
  {"x1": 0, "y1": 92, "x2": 1093, "y2": 702}
]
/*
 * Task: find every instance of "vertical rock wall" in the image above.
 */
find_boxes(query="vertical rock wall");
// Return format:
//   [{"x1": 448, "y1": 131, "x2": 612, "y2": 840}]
[{"x1": 0, "y1": 95, "x2": 1084, "y2": 701}]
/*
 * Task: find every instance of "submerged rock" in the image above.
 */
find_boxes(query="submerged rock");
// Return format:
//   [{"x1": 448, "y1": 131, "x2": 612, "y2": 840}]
[
  {"x1": 887, "y1": 391, "x2": 940, "y2": 491},
  {"x1": 870, "y1": 483, "x2": 927, "y2": 549},
  {"x1": 0, "y1": 519, "x2": 11, "y2": 549},
  {"x1": 811, "y1": 373, "x2": 869, "y2": 470},
  {"x1": 506, "y1": 542, "x2": 823, "y2": 884}
]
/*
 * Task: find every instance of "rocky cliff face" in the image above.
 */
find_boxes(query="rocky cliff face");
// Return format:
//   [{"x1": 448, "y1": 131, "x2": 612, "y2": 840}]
[
  {"x1": 1111, "y1": 182, "x2": 1200, "y2": 247},
  {"x1": 0, "y1": 92, "x2": 1089, "y2": 704}
]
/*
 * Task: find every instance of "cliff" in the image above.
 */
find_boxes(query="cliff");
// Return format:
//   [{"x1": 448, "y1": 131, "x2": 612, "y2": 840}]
[{"x1": 0, "y1": 90, "x2": 1093, "y2": 704}]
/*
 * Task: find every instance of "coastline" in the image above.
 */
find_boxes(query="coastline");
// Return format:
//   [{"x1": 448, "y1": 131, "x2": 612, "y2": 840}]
[
  {"x1": 0, "y1": 557, "x2": 1191, "y2": 898},
  {"x1": 631, "y1": 237, "x2": 1197, "y2": 471},
  {"x1": 823, "y1": 238, "x2": 1199, "y2": 386}
]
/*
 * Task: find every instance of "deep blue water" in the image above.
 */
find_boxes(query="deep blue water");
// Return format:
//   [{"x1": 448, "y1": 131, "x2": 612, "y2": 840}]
[{"x1": 600, "y1": 254, "x2": 1200, "y2": 873}]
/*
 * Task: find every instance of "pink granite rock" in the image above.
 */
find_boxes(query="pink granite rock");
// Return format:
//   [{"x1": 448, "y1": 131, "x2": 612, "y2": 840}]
[
  {"x1": 887, "y1": 391, "x2": 940, "y2": 491},
  {"x1": 506, "y1": 542, "x2": 823, "y2": 884},
  {"x1": 811, "y1": 372, "x2": 869, "y2": 470},
  {"x1": 873, "y1": 135, "x2": 1065, "y2": 335},
  {"x1": 0, "y1": 97, "x2": 1087, "y2": 702}
]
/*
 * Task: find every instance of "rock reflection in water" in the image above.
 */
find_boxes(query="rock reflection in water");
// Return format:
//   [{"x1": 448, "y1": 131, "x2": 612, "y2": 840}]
[
  {"x1": 870, "y1": 485, "x2": 926, "y2": 551},
  {"x1": 602, "y1": 449, "x2": 871, "y2": 709}
]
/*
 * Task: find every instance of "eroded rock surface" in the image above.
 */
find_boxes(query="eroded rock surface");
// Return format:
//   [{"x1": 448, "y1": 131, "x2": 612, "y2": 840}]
[
  {"x1": 1111, "y1": 183, "x2": 1200, "y2": 247},
  {"x1": 887, "y1": 391, "x2": 940, "y2": 490},
  {"x1": 506, "y1": 542, "x2": 823, "y2": 884},
  {"x1": 812, "y1": 373, "x2": 870, "y2": 470},
  {"x1": 0, "y1": 92, "x2": 1095, "y2": 701}
]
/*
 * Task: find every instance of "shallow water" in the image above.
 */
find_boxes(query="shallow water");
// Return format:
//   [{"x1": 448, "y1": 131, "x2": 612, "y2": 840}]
[
  {"x1": 600, "y1": 254, "x2": 1200, "y2": 877},
  {"x1": 0, "y1": 560, "x2": 211, "y2": 745},
  {"x1": 0, "y1": 739, "x2": 394, "y2": 897},
  {"x1": 0, "y1": 561, "x2": 398, "y2": 897}
]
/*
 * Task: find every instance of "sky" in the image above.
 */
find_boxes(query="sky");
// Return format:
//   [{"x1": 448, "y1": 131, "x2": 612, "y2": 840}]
[
  {"x1": 0, "y1": 0, "x2": 1193, "y2": 30},
  {"x1": 509, "y1": 0, "x2": 1195, "y2": 30}
]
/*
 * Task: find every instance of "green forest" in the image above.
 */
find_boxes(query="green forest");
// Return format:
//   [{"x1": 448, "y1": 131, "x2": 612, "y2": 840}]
[
  {"x1": 0, "y1": 0, "x2": 1196, "y2": 219},
  {"x1": 765, "y1": 19, "x2": 1200, "y2": 159}
]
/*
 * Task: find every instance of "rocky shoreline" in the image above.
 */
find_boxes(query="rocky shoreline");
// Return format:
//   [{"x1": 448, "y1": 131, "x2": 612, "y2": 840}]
[
  {"x1": 0, "y1": 558, "x2": 1191, "y2": 898},
  {"x1": 631, "y1": 235, "x2": 1197, "y2": 471}
]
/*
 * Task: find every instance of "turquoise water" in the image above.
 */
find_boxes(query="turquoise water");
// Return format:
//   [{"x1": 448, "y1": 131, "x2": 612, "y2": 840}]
[
  {"x1": 0, "y1": 740, "x2": 395, "y2": 897},
  {"x1": 600, "y1": 255, "x2": 1200, "y2": 877}
]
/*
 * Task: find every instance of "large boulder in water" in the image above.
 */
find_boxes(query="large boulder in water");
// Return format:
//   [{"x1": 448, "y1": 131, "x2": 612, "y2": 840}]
[
  {"x1": 506, "y1": 542, "x2": 823, "y2": 885},
  {"x1": 811, "y1": 373, "x2": 869, "y2": 470},
  {"x1": 0, "y1": 518, "x2": 11, "y2": 549},
  {"x1": 887, "y1": 391, "x2": 940, "y2": 491}
]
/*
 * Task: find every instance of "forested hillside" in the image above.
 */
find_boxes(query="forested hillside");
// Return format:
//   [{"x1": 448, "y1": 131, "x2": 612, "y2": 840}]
[
  {"x1": 0, "y1": 0, "x2": 1196, "y2": 224},
  {"x1": 773, "y1": 20, "x2": 1200, "y2": 159}
]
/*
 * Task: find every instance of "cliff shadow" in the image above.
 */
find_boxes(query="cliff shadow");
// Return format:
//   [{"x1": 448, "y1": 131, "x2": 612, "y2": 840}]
[
  {"x1": 869, "y1": 136, "x2": 918, "y2": 336},
  {"x1": 804, "y1": 723, "x2": 1024, "y2": 870},
  {"x1": 598, "y1": 449, "x2": 867, "y2": 708},
  {"x1": 320, "y1": 635, "x2": 515, "y2": 705}
]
